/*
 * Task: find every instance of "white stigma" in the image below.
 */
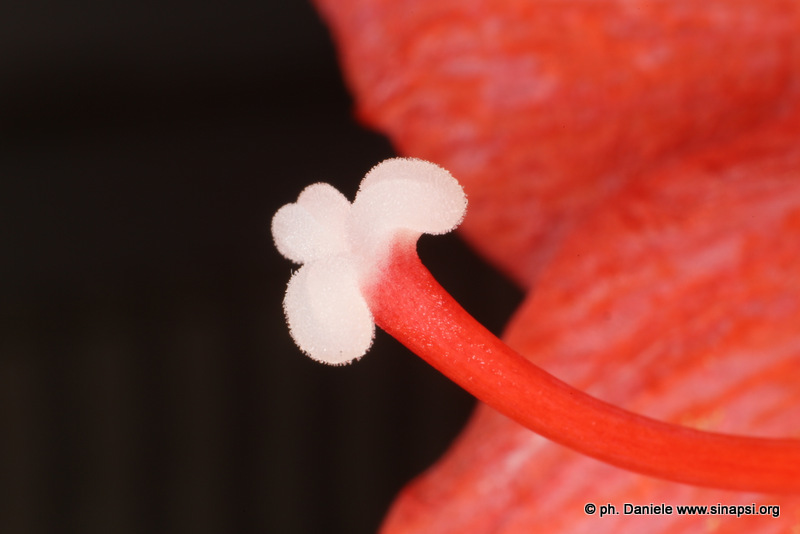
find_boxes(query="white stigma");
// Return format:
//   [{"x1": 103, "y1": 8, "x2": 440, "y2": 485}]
[{"x1": 272, "y1": 158, "x2": 467, "y2": 365}]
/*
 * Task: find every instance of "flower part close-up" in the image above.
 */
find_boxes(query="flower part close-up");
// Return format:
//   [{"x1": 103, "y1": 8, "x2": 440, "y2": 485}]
[
  {"x1": 274, "y1": 156, "x2": 800, "y2": 526},
  {"x1": 272, "y1": 158, "x2": 466, "y2": 365},
  {"x1": 274, "y1": 0, "x2": 800, "y2": 532}
]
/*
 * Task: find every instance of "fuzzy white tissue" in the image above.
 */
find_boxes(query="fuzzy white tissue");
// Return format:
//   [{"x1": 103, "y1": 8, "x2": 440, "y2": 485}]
[
  {"x1": 283, "y1": 257, "x2": 374, "y2": 365},
  {"x1": 349, "y1": 158, "x2": 467, "y2": 258},
  {"x1": 272, "y1": 157, "x2": 466, "y2": 364},
  {"x1": 272, "y1": 183, "x2": 350, "y2": 264}
]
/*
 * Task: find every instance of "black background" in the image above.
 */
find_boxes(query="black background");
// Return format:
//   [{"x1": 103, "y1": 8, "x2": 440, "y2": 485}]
[{"x1": 0, "y1": 1, "x2": 522, "y2": 532}]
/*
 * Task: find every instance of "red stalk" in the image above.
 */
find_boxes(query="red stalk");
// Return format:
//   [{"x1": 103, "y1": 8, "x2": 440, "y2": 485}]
[{"x1": 365, "y1": 239, "x2": 800, "y2": 494}]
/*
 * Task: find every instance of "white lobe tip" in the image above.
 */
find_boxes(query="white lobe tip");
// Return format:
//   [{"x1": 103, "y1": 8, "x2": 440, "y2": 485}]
[
  {"x1": 350, "y1": 158, "x2": 467, "y2": 256},
  {"x1": 271, "y1": 183, "x2": 350, "y2": 264},
  {"x1": 283, "y1": 258, "x2": 374, "y2": 365}
]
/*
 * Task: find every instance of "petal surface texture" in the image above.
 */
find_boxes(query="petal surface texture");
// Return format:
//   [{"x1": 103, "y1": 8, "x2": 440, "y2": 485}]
[
  {"x1": 314, "y1": 0, "x2": 800, "y2": 287},
  {"x1": 310, "y1": 0, "x2": 800, "y2": 531},
  {"x1": 379, "y1": 111, "x2": 800, "y2": 534}
]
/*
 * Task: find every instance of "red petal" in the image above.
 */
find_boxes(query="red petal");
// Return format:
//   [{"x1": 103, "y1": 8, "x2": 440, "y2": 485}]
[
  {"x1": 314, "y1": 0, "x2": 800, "y2": 286},
  {"x1": 312, "y1": 0, "x2": 800, "y2": 531},
  {"x1": 380, "y1": 110, "x2": 800, "y2": 533}
]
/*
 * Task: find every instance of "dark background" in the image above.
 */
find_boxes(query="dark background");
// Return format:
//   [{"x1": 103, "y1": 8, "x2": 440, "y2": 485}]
[{"x1": 0, "y1": 1, "x2": 522, "y2": 532}]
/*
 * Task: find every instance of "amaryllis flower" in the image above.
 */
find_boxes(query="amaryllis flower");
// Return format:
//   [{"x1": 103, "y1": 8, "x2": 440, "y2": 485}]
[{"x1": 280, "y1": 0, "x2": 800, "y2": 532}]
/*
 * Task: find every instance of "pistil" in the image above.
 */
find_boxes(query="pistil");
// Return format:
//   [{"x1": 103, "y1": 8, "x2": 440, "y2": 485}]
[{"x1": 365, "y1": 239, "x2": 800, "y2": 494}]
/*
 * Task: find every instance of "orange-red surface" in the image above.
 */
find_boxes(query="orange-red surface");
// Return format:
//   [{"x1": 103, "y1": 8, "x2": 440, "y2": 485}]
[{"x1": 312, "y1": 0, "x2": 800, "y2": 531}]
